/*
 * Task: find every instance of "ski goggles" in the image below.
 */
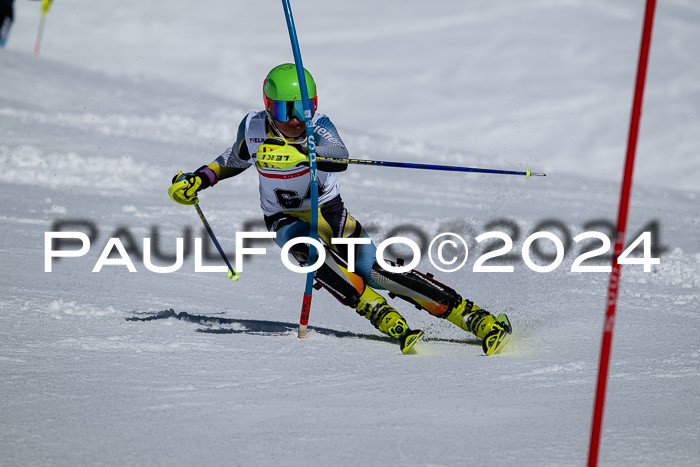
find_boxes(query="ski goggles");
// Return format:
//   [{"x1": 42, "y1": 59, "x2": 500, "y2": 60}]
[{"x1": 265, "y1": 98, "x2": 317, "y2": 122}]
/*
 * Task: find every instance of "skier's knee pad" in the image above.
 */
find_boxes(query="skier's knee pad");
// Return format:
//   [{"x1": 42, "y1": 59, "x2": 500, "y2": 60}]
[
  {"x1": 287, "y1": 242, "x2": 310, "y2": 266},
  {"x1": 281, "y1": 237, "x2": 366, "y2": 310},
  {"x1": 313, "y1": 248, "x2": 366, "y2": 309},
  {"x1": 369, "y1": 260, "x2": 462, "y2": 317}
]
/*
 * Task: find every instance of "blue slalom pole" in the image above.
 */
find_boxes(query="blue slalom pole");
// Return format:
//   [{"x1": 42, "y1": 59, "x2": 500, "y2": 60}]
[{"x1": 281, "y1": 0, "x2": 318, "y2": 338}]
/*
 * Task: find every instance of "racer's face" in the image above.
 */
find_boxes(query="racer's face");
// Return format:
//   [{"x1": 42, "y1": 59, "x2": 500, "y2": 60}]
[{"x1": 274, "y1": 117, "x2": 305, "y2": 139}]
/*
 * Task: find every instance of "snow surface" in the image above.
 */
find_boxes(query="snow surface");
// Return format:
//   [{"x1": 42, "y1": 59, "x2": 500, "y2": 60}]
[{"x1": 1, "y1": 1, "x2": 699, "y2": 466}]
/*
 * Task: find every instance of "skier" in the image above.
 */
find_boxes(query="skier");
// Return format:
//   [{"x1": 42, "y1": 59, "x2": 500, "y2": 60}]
[{"x1": 168, "y1": 63, "x2": 511, "y2": 355}]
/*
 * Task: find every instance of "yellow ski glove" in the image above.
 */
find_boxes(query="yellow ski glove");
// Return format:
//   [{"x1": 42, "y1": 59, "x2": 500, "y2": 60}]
[
  {"x1": 168, "y1": 172, "x2": 202, "y2": 205},
  {"x1": 256, "y1": 138, "x2": 309, "y2": 169}
]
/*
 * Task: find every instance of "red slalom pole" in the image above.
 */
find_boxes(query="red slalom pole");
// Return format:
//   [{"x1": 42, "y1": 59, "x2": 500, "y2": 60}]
[{"x1": 587, "y1": 1, "x2": 656, "y2": 466}]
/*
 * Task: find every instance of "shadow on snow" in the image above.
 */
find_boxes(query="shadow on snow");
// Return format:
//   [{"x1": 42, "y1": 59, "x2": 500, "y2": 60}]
[{"x1": 126, "y1": 309, "x2": 479, "y2": 346}]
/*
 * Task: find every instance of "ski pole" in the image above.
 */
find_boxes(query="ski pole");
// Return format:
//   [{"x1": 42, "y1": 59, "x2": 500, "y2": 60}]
[
  {"x1": 258, "y1": 144, "x2": 545, "y2": 178},
  {"x1": 34, "y1": 0, "x2": 52, "y2": 55},
  {"x1": 317, "y1": 156, "x2": 546, "y2": 178},
  {"x1": 194, "y1": 203, "x2": 239, "y2": 281},
  {"x1": 281, "y1": 0, "x2": 319, "y2": 339}
]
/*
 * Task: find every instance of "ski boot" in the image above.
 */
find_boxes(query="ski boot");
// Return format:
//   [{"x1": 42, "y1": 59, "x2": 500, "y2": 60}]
[
  {"x1": 356, "y1": 286, "x2": 423, "y2": 354},
  {"x1": 446, "y1": 300, "x2": 512, "y2": 355}
]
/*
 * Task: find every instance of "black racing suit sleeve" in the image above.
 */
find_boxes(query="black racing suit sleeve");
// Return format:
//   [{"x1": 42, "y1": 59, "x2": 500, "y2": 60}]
[{"x1": 210, "y1": 115, "x2": 254, "y2": 181}]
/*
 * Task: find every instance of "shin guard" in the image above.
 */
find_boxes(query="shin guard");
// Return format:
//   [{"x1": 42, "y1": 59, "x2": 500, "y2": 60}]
[
  {"x1": 368, "y1": 260, "x2": 463, "y2": 318},
  {"x1": 310, "y1": 248, "x2": 410, "y2": 339}
]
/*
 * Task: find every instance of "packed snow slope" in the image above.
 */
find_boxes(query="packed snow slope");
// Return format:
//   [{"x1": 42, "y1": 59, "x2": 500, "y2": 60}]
[
  {"x1": 7, "y1": 0, "x2": 700, "y2": 192},
  {"x1": 1, "y1": 1, "x2": 699, "y2": 466}
]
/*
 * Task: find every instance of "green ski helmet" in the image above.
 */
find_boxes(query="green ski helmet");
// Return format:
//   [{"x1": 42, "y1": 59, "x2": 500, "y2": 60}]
[{"x1": 263, "y1": 63, "x2": 318, "y2": 122}]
